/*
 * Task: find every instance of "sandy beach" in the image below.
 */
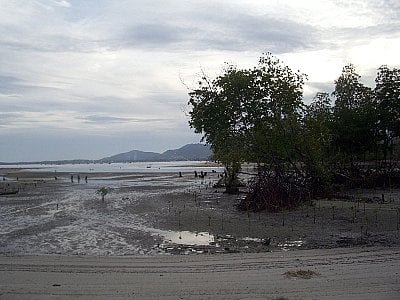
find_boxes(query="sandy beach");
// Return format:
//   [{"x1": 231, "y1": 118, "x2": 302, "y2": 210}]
[
  {"x1": 1, "y1": 247, "x2": 399, "y2": 299},
  {"x1": 1, "y1": 165, "x2": 400, "y2": 298}
]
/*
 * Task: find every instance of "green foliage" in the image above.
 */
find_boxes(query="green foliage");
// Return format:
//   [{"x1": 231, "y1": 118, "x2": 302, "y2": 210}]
[
  {"x1": 188, "y1": 53, "x2": 400, "y2": 210},
  {"x1": 331, "y1": 64, "x2": 377, "y2": 162},
  {"x1": 375, "y1": 65, "x2": 400, "y2": 157},
  {"x1": 302, "y1": 92, "x2": 333, "y2": 193},
  {"x1": 188, "y1": 53, "x2": 307, "y2": 191},
  {"x1": 96, "y1": 187, "x2": 109, "y2": 200}
]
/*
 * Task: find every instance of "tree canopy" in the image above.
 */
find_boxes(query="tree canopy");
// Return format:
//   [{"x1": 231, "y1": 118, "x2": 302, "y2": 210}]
[
  {"x1": 188, "y1": 53, "x2": 307, "y2": 188},
  {"x1": 188, "y1": 54, "x2": 400, "y2": 211}
]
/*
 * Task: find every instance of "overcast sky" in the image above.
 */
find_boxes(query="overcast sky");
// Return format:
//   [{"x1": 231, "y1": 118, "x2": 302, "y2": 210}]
[{"x1": 0, "y1": 0, "x2": 399, "y2": 162}]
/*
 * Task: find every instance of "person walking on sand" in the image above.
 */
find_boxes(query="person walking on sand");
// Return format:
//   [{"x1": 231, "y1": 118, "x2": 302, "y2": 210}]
[
  {"x1": 85, "y1": 176, "x2": 88, "y2": 183},
  {"x1": 70, "y1": 175, "x2": 73, "y2": 183},
  {"x1": 77, "y1": 175, "x2": 80, "y2": 183}
]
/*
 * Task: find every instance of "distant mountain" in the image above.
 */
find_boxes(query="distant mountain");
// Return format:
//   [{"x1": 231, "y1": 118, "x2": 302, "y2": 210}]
[
  {"x1": 0, "y1": 144, "x2": 212, "y2": 165},
  {"x1": 158, "y1": 144, "x2": 211, "y2": 161},
  {"x1": 97, "y1": 150, "x2": 160, "y2": 163},
  {"x1": 98, "y1": 143, "x2": 211, "y2": 163}
]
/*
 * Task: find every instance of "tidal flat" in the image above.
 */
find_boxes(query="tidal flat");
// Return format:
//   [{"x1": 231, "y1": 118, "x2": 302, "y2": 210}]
[{"x1": 1, "y1": 165, "x2": 400, "y2": 256}]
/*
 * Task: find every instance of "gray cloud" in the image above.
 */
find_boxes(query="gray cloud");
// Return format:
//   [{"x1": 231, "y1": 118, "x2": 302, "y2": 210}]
[
  {"x1": 0, "y1": 75, "x2": 29, "y2": 93},
  {"x1": 227, "y1": 15, "x2": 320, "y2": 53},
  {"x1": 81, "y1": 115, "x2": 171, "y2": 124},
  {"x1": 335, "y1": 0, "x2": 400, "y2": 21},
  {"x1": 125, "y1": 23, "x2": 185, "y2": 47},
  {"x1": 113, "y1": 8, "x2": 320, "y2": 54},
  {"x1": 0, "y1": 112, "x2": 21, "y2": 126},
  {"x1": 0, "y1": 0, "x2": 399, "y2": 161},
  {"x1": 323, "y1": 23, "x2": 400, "y2": 48}
]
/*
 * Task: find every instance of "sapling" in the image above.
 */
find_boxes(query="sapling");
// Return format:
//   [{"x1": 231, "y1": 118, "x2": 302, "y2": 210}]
[
  {"x1": 351, "y1": 206, "x2": 355, "y2": 223},
  {"x1": 332, "y1": 205, "x2": 336, "y2": 220},
  {"x1": 96, "y1": 187, "x2": 109, "y2": 201},
  {"x1": 313, "y1": 206, "x2": 316, "y2": 224}
]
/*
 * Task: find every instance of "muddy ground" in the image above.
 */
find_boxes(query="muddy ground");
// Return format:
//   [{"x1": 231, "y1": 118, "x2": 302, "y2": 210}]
[{"x1": 1, "y1": 168, "x2": 400, "y2": 255}]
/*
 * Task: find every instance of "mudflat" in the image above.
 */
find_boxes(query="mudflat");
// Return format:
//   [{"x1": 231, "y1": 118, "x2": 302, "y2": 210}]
[{"x1": 0, "y1": 166, "x2": 400, "y2": 298}]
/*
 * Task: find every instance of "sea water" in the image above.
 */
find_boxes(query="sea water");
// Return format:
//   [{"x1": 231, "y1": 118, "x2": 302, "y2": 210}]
[{"x1": 0, "y1": 161, "x2": 223, "y2": 174}]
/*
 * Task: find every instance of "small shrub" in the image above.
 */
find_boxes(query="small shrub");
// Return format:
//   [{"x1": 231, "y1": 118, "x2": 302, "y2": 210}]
[{"x1": 96, "y1": 187, "x2": 109, "y2": 201}]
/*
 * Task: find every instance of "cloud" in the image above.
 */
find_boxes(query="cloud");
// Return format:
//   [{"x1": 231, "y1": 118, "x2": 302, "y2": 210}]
[
  {"x1": 124, "y1": 23, "x2": 185, "y2": 47},
  {"x1": 0, "y1": 75, "x2": 24, "y2": 93},
  {"x1": 0, "y1": 0, "x2": 399, "y2": 161},
  {"x1": 0, "y1": 112, "x2": 21, "y2": 126},
  {"x1": 81, "y1": 115, "x2": 172, "y2": 124},
  {"x1": 335, "y1": 0, "x2": 400, "y2": 22},
  {"x1": 108, "y1": 4, "x2": 320, "y2": 54}
]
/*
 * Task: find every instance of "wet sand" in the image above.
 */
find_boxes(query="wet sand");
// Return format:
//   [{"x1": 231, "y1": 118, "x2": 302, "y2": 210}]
[
  {"x1": 1, "y1": 167, "x2": 400, "y2": 298},
  {"x1": 1, "y1": 168, "x2": 400, "y2": 254}
]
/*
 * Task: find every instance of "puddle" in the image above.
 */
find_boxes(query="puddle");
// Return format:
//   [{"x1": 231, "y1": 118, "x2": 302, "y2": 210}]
[
  {"x1": 241, "y1": 237, "x2": 263, "y2": 243},
  {"x1": 278, "y1": 240, "x2": 304, "y2": 251},
  {"x1": 163, "y1": 231, "x2": 214, "y2": 245}
]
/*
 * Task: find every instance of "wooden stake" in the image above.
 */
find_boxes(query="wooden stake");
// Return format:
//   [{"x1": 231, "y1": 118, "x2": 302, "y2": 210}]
[{"x1": 313, "y1": 206, "x2": 316, "y2": 224}]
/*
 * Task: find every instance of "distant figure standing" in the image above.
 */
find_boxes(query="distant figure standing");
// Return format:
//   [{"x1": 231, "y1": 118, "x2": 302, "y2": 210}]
[
  {"x1": 194, "y1": 170, "x2": 198, "y2": 178},
  {"x1": 179, "y1": 171, "x2": 182, "y2": 178},
  {"x1": 77, "y1": 175, "x2": 81, "y2": 184},
  {"x1": 85, "y1": 176, "x2": 88, "y2": 183},
  {"x1": 70, "y1": 175, "x2": 73, "y2": 183}
]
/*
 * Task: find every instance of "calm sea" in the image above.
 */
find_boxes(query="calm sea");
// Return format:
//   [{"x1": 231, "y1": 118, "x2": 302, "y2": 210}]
[{"x1": 0, "y1": 161, "x2": 223, "y2": 174}]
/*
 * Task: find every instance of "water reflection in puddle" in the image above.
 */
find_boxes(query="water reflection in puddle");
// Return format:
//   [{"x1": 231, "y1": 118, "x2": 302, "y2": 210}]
[
  {"x1": 150, "y1": 226, "x2": 306, "y2": 254},
  {"x1": 163, "y1": 231, "x2": 214, "y2": 245},
  {"x1": 278, "y1": 240, "x2": 304, "y2": 251}
]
